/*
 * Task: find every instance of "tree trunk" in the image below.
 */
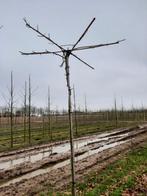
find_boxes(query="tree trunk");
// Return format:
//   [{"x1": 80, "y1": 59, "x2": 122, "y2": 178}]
[{"x1": 65, "y1": 53, "x2": 76, "y2": 196}]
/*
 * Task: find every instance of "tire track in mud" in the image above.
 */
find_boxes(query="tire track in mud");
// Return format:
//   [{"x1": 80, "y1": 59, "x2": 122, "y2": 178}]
[
  {"x1": 0, "y1": 126, "x2": 135, "y2": 181},
  {"x1": 0, "y1": 125, "x2": 146, "y2": 195}
]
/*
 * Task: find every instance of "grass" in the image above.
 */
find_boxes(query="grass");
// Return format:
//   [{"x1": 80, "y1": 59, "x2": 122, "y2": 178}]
[
  {"x1": 44, "y1": 143, "x2": 147, "y2": 196},
  {"x1": 0, "y1": 115, "x2": 139, "y2": 152},
  {"x1": 77, "y1": 143, "x2": 147, "y2": 196}
]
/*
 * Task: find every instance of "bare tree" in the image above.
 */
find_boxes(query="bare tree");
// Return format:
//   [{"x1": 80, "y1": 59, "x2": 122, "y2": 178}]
[
  {"x1": 20, "y1": 17, "x2": 125, "y2": 196},
  {"x1": 47, "y1": 86, "x2": 52, "y2": 140},
  {"x1": 114, "y1": 97, "x2": 118, "y2": 127},
  {"x1": 42, "y1": 110, "x2": 45, "y2": 139},
  {"x1": 84, "y1": 94, "x2": 88, "y2": 121},
  {"x1": 10, "y1": 71, "x2": 14, "y2": 148},
  {"x1": 142, "y1": 104, "x2": 146, "y2": 122},
  {"x1": 73, "y1": 85, "x2": 78, "y2": 136},
  {"x1": 23, "y1": 81, "x2": 27, "y2": 142},
  {"x1": 28, "y1": 75, "x2": 31, "y2": 144},
  {"x1": 121, "y1": 97, "x2": 124, "y2": 121},
  {"x1": 1, "y1": 86, "x2": 11, "y2": 129},
  {"x1": 55, "y1": 106, "x2": 58, "y2": 124}
]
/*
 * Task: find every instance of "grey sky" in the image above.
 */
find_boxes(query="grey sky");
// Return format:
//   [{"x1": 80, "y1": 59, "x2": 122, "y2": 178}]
[{"x1": 0, "y1": 0, "x2": 147, "y2": 110}]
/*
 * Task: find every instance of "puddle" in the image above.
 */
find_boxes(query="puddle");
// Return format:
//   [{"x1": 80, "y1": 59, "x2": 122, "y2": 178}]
[
  {"x1": 0, "y1": 140, "x2": 127, "y2": 188},
  {"x1": 75, "y1": 140, "x2": 126, "y2": 162},
  {"x1": 0, "y1": 131, "x2": 128, "y2": 170}
]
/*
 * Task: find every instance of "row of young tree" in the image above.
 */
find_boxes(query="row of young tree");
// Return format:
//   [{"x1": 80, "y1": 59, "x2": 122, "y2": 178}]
[
  {"x1": 0, "y1": 71, "x2": 147, "y2": 149},
  {"x1": 0, "y1": 72, "x2": 52, "y2": 147}
]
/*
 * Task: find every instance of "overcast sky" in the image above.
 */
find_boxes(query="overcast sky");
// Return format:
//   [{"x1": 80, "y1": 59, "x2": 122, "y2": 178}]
[{"x1": 0, "y1": 0, "x2": 147, "y2": 110}]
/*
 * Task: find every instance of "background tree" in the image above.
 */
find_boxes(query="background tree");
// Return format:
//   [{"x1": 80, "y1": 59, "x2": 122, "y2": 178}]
[
  {"x1": 73, "y1": 85, "x2": 78, "y2": 136},
  {"x1": 47, "y1": 86, "x2": 52, "y2": 141},
  {"x1": 28, "y1": 75, "x2": 31, "y2": 144},
  {"x1": 23, "y1": 81, "x2": 27, "y2": 143},
  {"x1": 10, "y1": 71, "x2": 14, "y2": 148}
]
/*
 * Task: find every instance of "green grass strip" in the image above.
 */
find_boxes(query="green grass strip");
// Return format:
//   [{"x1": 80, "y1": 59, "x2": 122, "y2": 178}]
[{"x1": 80, "y1": 144, "x2": 147, "y2": 196}]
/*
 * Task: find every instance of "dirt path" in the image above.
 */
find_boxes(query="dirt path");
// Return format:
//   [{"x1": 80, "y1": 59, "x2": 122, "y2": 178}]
[{"x1": 0, "y1": 125, "x2": 147, "y2": 195}]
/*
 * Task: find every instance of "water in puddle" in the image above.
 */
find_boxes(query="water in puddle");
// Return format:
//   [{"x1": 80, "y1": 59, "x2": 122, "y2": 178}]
[
  {"x1": 0, "y1": 131, "x2": 128, "y2": 170},
  {"x1": 0, "y1": 140, "x2": 127, "y2": 188}
]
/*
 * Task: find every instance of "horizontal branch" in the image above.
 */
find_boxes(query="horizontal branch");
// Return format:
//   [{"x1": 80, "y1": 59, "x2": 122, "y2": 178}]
[
  {"x1": 19, "y1": 50, "x2": 63, "y2": 58},
  {"x1": 73, "y1": 39, "x2": 126, "y2": 51},
  {"x1": 23, "y1": 18, "x2": 64, "y2": 51}
]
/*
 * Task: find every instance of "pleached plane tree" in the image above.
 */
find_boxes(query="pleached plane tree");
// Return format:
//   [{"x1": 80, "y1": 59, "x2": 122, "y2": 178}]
[{"x1": 20, "y1": 17, "x2": 125, "y2": 196}]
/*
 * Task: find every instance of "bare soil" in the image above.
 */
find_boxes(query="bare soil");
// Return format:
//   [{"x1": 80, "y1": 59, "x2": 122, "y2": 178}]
[{"x1": 0, "y1": 126, "x2": 147, "y2": 196}]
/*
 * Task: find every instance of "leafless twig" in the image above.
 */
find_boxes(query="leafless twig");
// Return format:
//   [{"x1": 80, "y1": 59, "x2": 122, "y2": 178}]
[
  {"x1": 19, "y1": 50, "x2": 63, "y2": 58},
  {"x1": 23, "y1": 18, "x2": 64, "y2": 51},
  {"x1": 73, "y1": 39, "x2": 126, "y2": 51}
]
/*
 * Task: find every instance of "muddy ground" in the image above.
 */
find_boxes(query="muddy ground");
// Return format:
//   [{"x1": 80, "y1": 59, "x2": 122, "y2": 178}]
[{"x1": 0, "y1": 125, "x2": 146, "y2": 195}]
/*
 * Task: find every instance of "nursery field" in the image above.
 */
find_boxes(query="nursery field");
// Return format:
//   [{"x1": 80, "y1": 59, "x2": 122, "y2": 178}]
[
  {"x1": 0, "y1": 111, "x2": 143, "y2": 152},
  {"x1": 0, "y1": 119, "x2": 146, "y2": 195}
]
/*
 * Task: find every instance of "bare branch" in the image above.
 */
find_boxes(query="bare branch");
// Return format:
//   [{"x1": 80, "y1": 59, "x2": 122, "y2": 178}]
[
  {"x1": 19, "y1": 50, "x2": 63, "y2": 58},
  {"x1": 72, "y1": 18, "x2": 96, "y2": 50},
  {"x1": 60, "y1": 59, "x2": 65, "y2": 67},
  {"x1": 73, "y1": 39, "x2": 126, "y2": 51},
  {"x1": 23, "y1": 18, "x2": 64, "y2": 51},
  {"x1": 71, "y1": 53, "x2": 94, "y2": 70}
]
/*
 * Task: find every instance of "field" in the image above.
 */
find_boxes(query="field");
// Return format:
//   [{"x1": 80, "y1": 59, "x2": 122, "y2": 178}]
[
  {"x1": 1, "y1": 1, "x2": 147, "y2": 195},
  {"x1": 62, "y1": 142, "x2": 147, "y2": 196},
  {"x1": 0, "y1": 110, "x2": 145, "y2": 151},
  {"x1": 0, "y1": 110, "x2": 147, "y2": 195}
]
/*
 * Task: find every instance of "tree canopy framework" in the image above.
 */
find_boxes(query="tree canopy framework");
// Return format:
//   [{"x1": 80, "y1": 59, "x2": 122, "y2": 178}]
[{"x1": 20, "y1": 17, "x2": 125, "y2": 196}]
